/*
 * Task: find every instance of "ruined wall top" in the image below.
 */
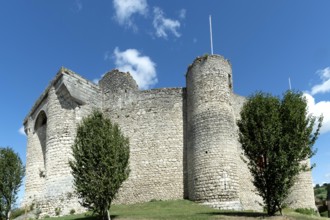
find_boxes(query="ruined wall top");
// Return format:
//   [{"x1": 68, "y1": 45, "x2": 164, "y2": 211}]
[
  {"x1": 186, "y1": 54, "x2": 232, "y2": 75},
  {"x1": 99, "y1": 69, "x2": 139, "y2": 95},
  {"x1": 23, "y1": 67, "x2": 99, "y2": 126}
]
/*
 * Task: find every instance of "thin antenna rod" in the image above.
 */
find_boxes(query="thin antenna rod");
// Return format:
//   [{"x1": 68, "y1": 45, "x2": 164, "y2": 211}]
[
  {"x1": 209, "y1": 15, "x2": 214, "y2": 55},
  {"x1": 289, "y1": 77, "x2": 292, "y2": 90}
]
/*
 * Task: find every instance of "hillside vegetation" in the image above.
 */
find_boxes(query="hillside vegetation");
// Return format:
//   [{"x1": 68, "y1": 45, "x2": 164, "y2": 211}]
[{"x1": 314, "y1": 183, "x2": 329, "y2": 217}]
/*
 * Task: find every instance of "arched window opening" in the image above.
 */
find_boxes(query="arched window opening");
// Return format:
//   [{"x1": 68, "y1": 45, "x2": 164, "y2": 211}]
[
  {"x1": 34, "y1": 111, "x2": 47, "y2": 131},
  {"x1": 34, "y1": 111, "x2": 47, "y2": 175}
]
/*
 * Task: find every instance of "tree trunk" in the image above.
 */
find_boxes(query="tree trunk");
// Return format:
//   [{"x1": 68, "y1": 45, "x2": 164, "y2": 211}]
[
  {"x1": 327, "y1": 199, "x2": 330, "y2": 218},
  {"x1": 107, "y1": 209, "x2": 111, "y2": 220},
  {"x1": 6, "y1": 210, "x2": 10, "y2": 220}
]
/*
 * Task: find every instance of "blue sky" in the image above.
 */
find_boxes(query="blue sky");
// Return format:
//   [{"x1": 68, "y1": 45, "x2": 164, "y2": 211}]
[{"x1": 1, "y1": 0, "x2": 330, "y2": 202}]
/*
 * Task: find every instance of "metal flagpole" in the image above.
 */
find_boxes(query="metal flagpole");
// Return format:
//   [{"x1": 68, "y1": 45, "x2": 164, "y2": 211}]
[
  {"x1": 209, "y1": 15, "x2": 214, "y2": 55},
  {"x1": 289, "y1": 77, "x2": 292, "y2": 90}
]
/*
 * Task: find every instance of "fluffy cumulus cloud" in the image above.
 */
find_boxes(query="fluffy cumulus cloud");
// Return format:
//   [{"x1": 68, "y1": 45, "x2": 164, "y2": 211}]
[
  {"x1": 153, "y1": 7, "x2": 181, "y2": 39},
  {"x1": 112, "y1": 0, "x2": 183, "y2": 38},
  {"x1": 303, "y1": 93, "x2": 330, "y2": 134},
  {"x1": 303, "y1": 67, "x2": 330, "y2": 134},
  {"x1": 311, "y1": 67, "x2": 330, "y2": 95},
  {"x1": 113, "y1": 0, "x2": 148, "y2": 29},
  {"x1": 113, "y1": 47, "x2": 157, "y2": 89},
  {"x1": 18, "y1": 126, "x2": 26, "y2": 136}
]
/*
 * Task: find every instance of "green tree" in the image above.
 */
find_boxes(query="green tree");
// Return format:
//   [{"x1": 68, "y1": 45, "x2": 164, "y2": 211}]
[
  {"x1": 327, "y1": 184, "x2": 330, "y2": 218},
  {"x1": 0, "y1": 147, "x2": 25, "y2": 220},
  {"x1": 69, "y1": 110, "x2": 130, "y2": 220},
  {"x1": 237, "y1": 91, "x2": 322, "y2": 216}
]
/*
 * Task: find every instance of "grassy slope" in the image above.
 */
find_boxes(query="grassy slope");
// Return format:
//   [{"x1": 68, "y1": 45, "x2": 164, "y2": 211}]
[{"x1": 46, "y1": 200, "x2": 326, "y2": 220}]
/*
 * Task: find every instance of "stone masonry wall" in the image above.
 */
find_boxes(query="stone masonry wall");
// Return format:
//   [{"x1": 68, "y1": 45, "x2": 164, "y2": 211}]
[
  {"x1": 23, "y1": 68, "x2": 101, "y2": 216},
  {"x1": 24, "y1": 101, "x2": 48, "y2": 203},
  {"x1": 100, "y1": 73, "x2": 185, "y2": 203},
  {"x1": 23, "y1": 55, "x2": 317, "y2": 216}
]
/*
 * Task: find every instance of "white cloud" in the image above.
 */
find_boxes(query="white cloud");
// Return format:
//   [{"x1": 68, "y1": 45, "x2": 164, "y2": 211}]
[
  {"x1": 93, "y1": 78, "x2": 101, "y2": 84},
  {"x1": 113, "y1": 0, "x2": 148, "y2": 29},
  {"x1": 18, "y1": 126, "x2": 26, "y2": 136},
  {"x1": 303, "y1": 67, "x2": 330, "y2": 134},
  {"x1": 153, "y1": 7, "x2": 181, "y2": 39},
  {"x1": 113, "y1": 47, "x2": 157, "y2": 89},
  {"x1": 311, "y1": 67, "x2": 330, "y2": 95},
  {"x1": 179, "y1": 9, "x2": 186, "y2": 19},
  {"x1": 303, "y1": 93, "x2": 330, "y2": 134}
]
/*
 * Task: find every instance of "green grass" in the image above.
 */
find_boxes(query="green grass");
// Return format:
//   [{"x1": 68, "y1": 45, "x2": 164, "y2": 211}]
[{"x1": 36, "y1": 200, "x2": 327, "y2": 220}]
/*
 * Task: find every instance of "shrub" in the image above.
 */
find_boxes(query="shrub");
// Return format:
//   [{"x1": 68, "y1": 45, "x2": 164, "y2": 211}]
[
  {"x1": 70, "y1": 209, "x2": 76, "y2": 215},
  {"x1": 55, "y1": 207, "x2": 61, "y2": 216},
  {"x1": 320, "y1": 211, "x2": 329, "y2": 217},
  {"x1": 67, "y1": 192, "x2": 73, "y2": 199},
  {"x1": 294, "y1": 208, "x2": 318, "y2": 216},
  {"x1": 29, "y1": 203, "x2": 35, "y2": 211},
  {"x1": 35, "y1": 207, "x2": 42, "y2": 219},
  {"x1": 10, "y1": 208, "x2": 25, "y2": 219}
]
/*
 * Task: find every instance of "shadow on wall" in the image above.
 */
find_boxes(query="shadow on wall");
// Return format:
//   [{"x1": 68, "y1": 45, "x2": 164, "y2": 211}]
[
  {"x1": 182, "y1": 88, "x2": 188, "y2": 199},
  {"x1": 35, "y1": 110, "x2": 47, "y2": 175}
]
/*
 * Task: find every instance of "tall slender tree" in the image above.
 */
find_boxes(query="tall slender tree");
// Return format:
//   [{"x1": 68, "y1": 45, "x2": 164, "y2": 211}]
[
  {"x1": 0, "y1": 147, "x2": 25, "y2": 220},
  {"x1": 237, "y1": 91, "x2": 322, "y2": 215},
  {"x1": 69, "y1": 110, "x2": 130, "y2": 220},
  {"x1": 327, "y1": 184, "x2": 330, "y2": 217}
]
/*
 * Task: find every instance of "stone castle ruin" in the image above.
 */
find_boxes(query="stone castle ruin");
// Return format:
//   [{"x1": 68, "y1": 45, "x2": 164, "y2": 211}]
[{"x1": 23, "y1": 54, "x2": 316, "y2": 216}]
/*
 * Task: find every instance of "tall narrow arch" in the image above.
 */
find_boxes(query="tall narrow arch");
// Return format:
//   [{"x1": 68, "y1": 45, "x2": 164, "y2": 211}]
[
  {"x1": 34, "y1": 111, "x2": 47, "y2": 131},
  {"x1": 34, "y1": 110, "x2": 47, "y2": 175}
]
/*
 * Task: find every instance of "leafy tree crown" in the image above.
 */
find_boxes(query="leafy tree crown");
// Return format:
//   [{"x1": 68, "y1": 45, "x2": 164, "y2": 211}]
[
  {"x1": 237, "y1": 91, "x2": 322, "y2": 215},
  {"x1": 69, "y1": 110, "x2": 130, "y2": 220},
  {"x1": 0, "y1": 147, "x2": 25, "y2": 220}
]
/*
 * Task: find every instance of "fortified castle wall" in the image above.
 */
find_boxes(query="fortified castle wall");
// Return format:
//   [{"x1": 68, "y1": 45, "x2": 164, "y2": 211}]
[{"x1": 22, "y1": 55, "x2": 315, "y2": 216}]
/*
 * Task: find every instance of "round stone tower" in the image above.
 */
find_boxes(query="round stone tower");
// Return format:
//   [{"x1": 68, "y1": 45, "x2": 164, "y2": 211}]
[
  {"x1": 186, "y1": 55, "x2": 242, "y2": 210},
  {"x1": 285, "y1": 160, "x2": 316, "y2": 209}
]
